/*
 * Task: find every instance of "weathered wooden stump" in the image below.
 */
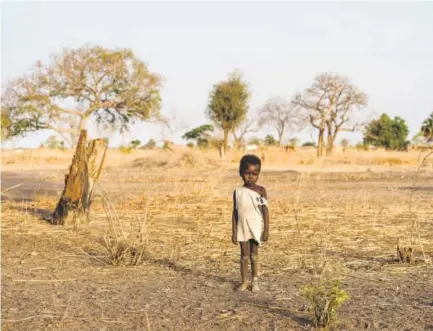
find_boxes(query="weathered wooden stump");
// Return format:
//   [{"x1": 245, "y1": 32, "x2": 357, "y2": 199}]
[
  {"x1": 397, "y1": 239, "x2": 414, "y2": 264},
  {"x1": 51, "y1": 130, "x2": 107, "y2": 226}
]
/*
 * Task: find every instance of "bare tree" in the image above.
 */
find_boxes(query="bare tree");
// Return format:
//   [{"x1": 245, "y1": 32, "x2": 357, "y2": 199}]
[
  {"x1": 293, "y1": 73, "x2": 367, "y2": 157},
  {"x1": 232, "y1": 118, "x2": 259, "y2": 149},
  {"x1": 259, "y1": 97, "x2": 303, "y2": 147}
]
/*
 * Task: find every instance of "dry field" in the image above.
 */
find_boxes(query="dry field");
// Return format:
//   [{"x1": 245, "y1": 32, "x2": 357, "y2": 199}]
[{"x1": 1, "y1": 147, "x2": 433, "y2": 330}]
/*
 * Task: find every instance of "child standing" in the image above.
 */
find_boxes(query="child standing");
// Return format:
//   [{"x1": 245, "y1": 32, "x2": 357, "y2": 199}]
[{"x1": 232, "y1": 154, "x2": 269, "y2": 292}]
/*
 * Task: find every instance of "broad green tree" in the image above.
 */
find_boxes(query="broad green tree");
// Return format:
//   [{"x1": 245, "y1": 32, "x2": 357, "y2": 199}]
[
  {"x1": 421, "y1": 112, "x2": 433, "y2": 142},
  {"x1": 363, "y1": 113, "x2": 409, "y2": 151},
  {"x1": 182, "y1": 124, "x2": 214, "y2": 147}
]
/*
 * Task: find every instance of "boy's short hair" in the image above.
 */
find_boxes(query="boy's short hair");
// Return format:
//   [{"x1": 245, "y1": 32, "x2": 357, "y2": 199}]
[{"x1": 239, "y1": 154, "x2": 262, "y2": 175}]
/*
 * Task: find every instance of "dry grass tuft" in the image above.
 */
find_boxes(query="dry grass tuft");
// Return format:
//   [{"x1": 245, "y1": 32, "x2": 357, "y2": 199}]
[{"x1": 99, "y1": 185, "x2": 151, "y2": 266}]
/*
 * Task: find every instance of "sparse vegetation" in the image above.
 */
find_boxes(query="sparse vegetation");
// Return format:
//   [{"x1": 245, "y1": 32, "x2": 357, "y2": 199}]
[
  {"x1": 2, "y1": 147, "x2": 433, "y2": 330},
  {"x1": 301, "y1": 279, "x2": 349, "y2": 328}
]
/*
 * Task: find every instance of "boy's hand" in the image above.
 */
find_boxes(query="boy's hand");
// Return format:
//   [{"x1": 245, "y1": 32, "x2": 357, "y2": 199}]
[
  {"x1": 261, "y1": 231, "x2": 269, "y2": 242},
  {"x1": 232, "y1": 233, "x2": 238, "y2": 245}
]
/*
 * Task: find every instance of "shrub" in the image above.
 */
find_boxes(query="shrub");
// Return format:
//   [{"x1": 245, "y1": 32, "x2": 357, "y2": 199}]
[{"x1": 301, "y1": 279, "x2": 349, "y2": 328}]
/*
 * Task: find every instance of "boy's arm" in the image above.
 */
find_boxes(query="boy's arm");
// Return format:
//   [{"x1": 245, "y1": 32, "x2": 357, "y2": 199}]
[
  {"x1": 261, "y1": 187, "x2": 269, "y2": 242},
  {"x1": 232, "y1": 190, "x2": 238, "y2": 245}
]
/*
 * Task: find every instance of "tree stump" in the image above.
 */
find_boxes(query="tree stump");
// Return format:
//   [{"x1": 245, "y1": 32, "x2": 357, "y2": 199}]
[
  {"x1": 397, "y1": 239, "x2": 414, "y2": 264},
  {"x1": 52, "y1": 130, "x2": 107, "y2": 226}
]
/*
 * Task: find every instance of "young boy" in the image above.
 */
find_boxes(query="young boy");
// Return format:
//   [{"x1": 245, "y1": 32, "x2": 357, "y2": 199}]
[{"x1": 232, "y1": 154, "x2": 269, "y2": 292}]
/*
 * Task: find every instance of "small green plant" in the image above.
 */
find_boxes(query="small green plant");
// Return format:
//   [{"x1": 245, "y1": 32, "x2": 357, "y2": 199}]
[{"x1": 301, "y1": 279, "x2": 349, "y2": 328}]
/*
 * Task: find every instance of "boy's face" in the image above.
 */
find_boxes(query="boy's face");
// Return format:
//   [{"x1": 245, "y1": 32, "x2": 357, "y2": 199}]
[{"x1": 241, "y1": 163, "x2": 260, "y2": 186}]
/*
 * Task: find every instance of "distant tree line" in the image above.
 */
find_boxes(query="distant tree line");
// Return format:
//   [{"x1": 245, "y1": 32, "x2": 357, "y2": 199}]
[{"x1": 1, "y1": 44, "x2": 432, "y2": 155}]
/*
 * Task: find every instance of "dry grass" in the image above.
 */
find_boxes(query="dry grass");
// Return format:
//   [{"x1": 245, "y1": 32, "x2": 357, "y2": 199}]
[
  {"x1": 3, "y1": 145, "x2": 433, "y2": 172},
  {"x1": 2, "y1": 147, "x2": 433, "y2": 330}
]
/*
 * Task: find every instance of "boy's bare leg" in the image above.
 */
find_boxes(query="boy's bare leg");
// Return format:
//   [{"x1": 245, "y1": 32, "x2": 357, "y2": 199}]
[
  {"x1": 250, "y1": 240, "x2": 260, "y2": 292},
  {"x1": 238, "y1": 241, "x2": 250, "y2": 291}
]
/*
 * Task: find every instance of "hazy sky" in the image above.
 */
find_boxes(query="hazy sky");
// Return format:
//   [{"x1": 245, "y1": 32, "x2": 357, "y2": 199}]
[{"x1": 2, "y1": 1, "x2": 433, "y2": 148}]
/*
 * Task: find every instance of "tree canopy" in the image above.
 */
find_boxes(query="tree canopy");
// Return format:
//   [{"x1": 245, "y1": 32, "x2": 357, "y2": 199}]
[
  {"x1": 293, "y1": 72, "x2": 367, "y2": 157},
  {"x1": 421, "y1": 112, "x2": 433, "y2": 142},
  {"x1": 206, "y1": 71, "x2": 250, "y2": 152},
  {"x1": 259, "y1": 97, "x2": 303, "y2": 146},
  {"x1": 182, "y1": 124, "x2": 214, "y2": 147},
  {"x1": 363, "y1": 113, "x2": 409, "y2": 150},
  {"x1": 1, "y1": 45, "x2": 162, "y2": 146}
]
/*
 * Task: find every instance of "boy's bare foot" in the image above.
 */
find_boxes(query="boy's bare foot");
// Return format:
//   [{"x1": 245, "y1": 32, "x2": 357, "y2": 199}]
[
  {"x1": 251, "y1": 278, "x2": 260, "y2": 292},
  {"x1": 237, "y1": 281, "x2": 248, "y2": 292}
]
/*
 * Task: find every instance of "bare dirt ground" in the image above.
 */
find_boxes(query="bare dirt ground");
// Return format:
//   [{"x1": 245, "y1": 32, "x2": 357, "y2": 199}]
[{"x1": 2, "y1": 150, "x2": 433, "y2": 331}]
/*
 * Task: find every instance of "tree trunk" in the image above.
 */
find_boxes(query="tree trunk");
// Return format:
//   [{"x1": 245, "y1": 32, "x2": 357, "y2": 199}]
[
  {"x1": 278, "y1": 131, "x2": 284, "y2": 147},
  {"x1": 317, "y1": 129, "x2": 324, "y2": 158},
  {"x1": 326, "y1": 130, "x2": 333, "y2": 156},
  {"x1": 52, "y1": 130, "x2": 107, "y2": 226},
  {"x1": 221, "y1": 129, "x2": 229, "y2": 160},
  {"x1": 219, "y1": 145, "x2": 225, "y2": 160}
]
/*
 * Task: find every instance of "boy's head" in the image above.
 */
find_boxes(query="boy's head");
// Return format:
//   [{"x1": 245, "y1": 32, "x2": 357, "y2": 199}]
[{"x1": 239, "y1": 154, "x2": 261, "y2": 186}]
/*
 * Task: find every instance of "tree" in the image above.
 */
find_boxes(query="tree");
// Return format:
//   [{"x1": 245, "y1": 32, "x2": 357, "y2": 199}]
[
  {"x1": 288, "y1": 137, "x2": 300, "y2": 147},
  {"x1": 421, "y1": 112, "x2": 433, "y2": 142},
  {"x1": 293, "y1": 72, "x2": 367, "y2": 157},
  {"x1": 45, "y1": 135, "x2": 61, "y2": 149},
  {"x1": 259, "y1": 97, "x2": 303, "y2": 146},
  {"x1": 1, "y1": 108, "x2": 12, "y2": 141},
  {"x1": 302, "y1": 141, "x2": 316, "y2": 147},
  {"x1": 363, "y1": 113, "x2": 409, "y2": 151},
  {"x1": 207, "y1": 71, "x2": 250, "y2": 155},
  {"x1": 129, "y1": 139, "x2": 141, "y2": 149},
  {"x1": 264, "y1": 134, "x2": 277, "y2": 146},
  {"x1": 142, "y1": 138, "x2": 156, "y2": 149},
  {"x1": 1, "y1": 45, "x2": 162, "y2": 146},
  {"x1": 341, "y1": 138, "x2": 349, "y2": 148},
  {"x1": 182, "y1": 124, "x2": 214, "y2": 147},
  {"x1": 232, "y1": 118, "x2": 259, "y2": 149},
  {"x1": 341, "y1": 138, "x2": 349, "y2": 152}
]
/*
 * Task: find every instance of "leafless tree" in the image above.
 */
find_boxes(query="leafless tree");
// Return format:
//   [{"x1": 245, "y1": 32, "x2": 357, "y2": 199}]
[
  {"x1": 293, "y1": 72, "x2": 367, "y2": 157},
  {"x1": 259, "y1": 97, "x2": 304, "y2": 147},
  {"x1": 231, "y1": 118, "x2": 260, "y2": 149}
]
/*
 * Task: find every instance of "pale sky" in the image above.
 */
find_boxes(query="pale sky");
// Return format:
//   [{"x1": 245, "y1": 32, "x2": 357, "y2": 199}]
[{"x1": 2, "y1": 1, "x2": 433, "y2": 148}]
